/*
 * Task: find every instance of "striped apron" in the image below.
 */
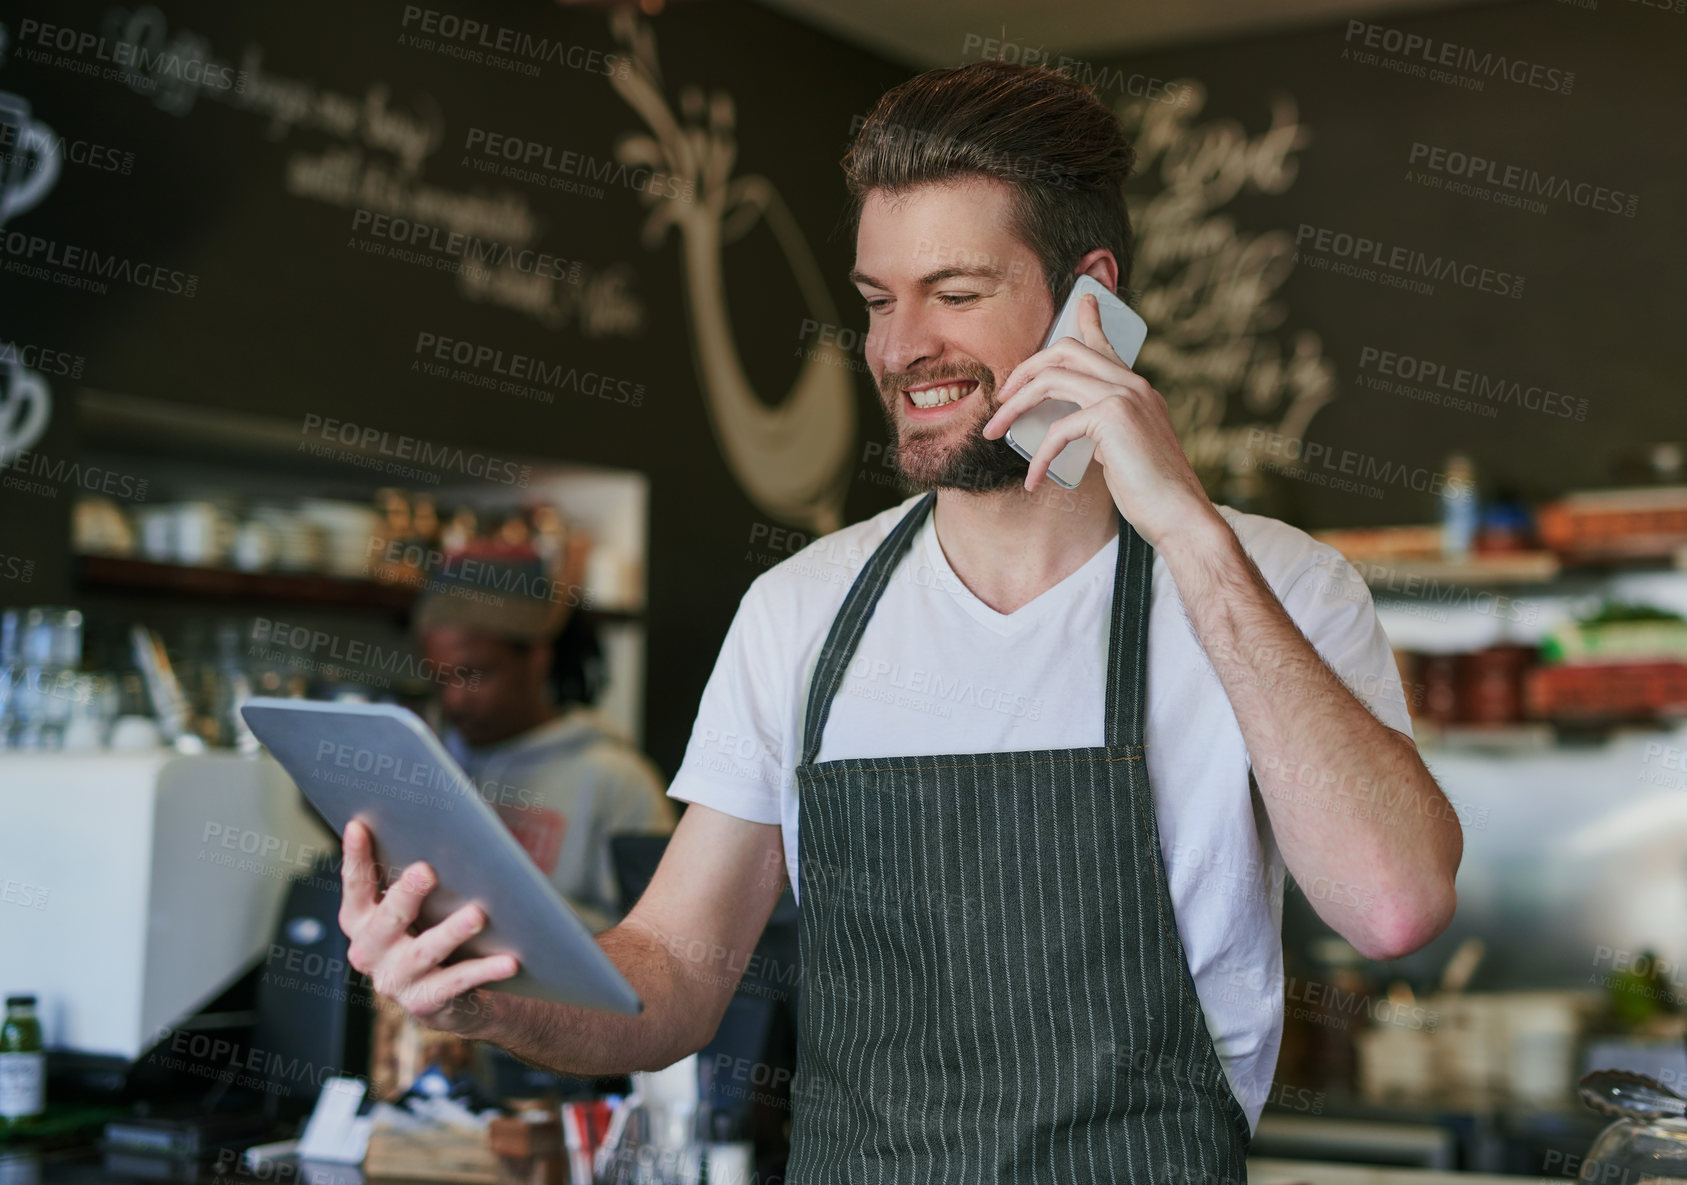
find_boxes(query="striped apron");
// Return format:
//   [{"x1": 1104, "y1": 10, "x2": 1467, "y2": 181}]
[{"x1": 786, "y1": 490, "x2": 1252, "y2": 1183}]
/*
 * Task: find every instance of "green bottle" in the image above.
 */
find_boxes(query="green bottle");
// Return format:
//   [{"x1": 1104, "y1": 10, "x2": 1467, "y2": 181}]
[{"x1": 0, "y1": 995, "x2": 45, "y2": 1129}]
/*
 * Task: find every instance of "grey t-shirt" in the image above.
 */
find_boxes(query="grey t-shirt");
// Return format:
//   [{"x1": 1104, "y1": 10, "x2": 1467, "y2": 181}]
[{"x1": 444, "y1": 706, "x2": 676, "y2": 931}]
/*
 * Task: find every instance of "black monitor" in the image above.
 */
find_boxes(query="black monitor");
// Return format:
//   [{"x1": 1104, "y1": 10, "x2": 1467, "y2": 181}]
[{"x1": 609, "y1": 830, "x2": 800, "y2": 1167}]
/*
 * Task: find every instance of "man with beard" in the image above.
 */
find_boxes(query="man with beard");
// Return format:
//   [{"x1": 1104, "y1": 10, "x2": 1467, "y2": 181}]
[{"x1": 337, "y1": 59, "x2": 1460, "y2": 1182}]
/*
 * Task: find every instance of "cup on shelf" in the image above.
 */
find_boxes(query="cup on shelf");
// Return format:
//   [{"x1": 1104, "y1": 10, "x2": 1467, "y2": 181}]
[
  {"x1": 173, "y1": 500, "x2": 236, "y2": 567},
  {"x1": 72, "y1": 495, "x2": 136, "y2": 557},
  {"x1": 248, "y1": 503, "x2": 325, "y2": 572},
  {"x1": 297, "y1": 499, "x2": 381, "y2": 578},
  {"x1": 134, "y1": 505, "x2": 177, "y2": 564},
  {"x1": 232, "y1": 520, "x2": 279, "y2": 572},
  {"x1": 131, "y1": 501, "x2": 237, "y2": 567}
]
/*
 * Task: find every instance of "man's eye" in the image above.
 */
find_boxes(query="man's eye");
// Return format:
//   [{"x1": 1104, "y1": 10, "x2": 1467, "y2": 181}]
[{"x1": 863, "y1": 293, "x2": 978, "y2": 312}]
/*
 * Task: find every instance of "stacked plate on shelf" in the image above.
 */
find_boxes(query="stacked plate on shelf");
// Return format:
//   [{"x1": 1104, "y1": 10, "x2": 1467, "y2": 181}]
[
  {"x1": 244, "y1": 503, "x2": 324, "y2": 573},
  {"x1": 296, "y1": 499, "x2": 383, "y2": 579}
]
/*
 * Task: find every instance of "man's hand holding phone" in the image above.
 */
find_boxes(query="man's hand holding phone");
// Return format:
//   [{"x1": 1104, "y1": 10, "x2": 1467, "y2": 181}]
[
  {"x1": 339, "y1": 818, "x2": 522, "y2": 1037},
  {"x1": 981, "y1": 288, "x2": 1225, "y2": 553}
]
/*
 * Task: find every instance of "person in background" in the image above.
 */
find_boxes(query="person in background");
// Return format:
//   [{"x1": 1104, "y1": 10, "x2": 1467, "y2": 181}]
[{"x1": 413, "y1": 540, "x2": 675, "y2": 931}]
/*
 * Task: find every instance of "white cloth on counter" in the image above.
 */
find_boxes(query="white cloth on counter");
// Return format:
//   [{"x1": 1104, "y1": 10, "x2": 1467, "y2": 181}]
[{"x1": 667, "y1": 492, "x2": 1415, "y2": 1132}]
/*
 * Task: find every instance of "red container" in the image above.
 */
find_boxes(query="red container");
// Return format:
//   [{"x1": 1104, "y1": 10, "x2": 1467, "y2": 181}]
[
  {"x1": 1459, "y1": 645, "x2": 1537, "y2": 725},
  {"x1": 1525, "y1": 661, "x2": 1687, "y2": 720}
]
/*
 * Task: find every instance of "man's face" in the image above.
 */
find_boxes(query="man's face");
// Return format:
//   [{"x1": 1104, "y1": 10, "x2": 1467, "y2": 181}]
[
  {"x1": 851, "y1": 176, "x2": 1055, "y2": 493},
  {"x1": 422, "y1": 625, "x2": 545, "y2": 748}
]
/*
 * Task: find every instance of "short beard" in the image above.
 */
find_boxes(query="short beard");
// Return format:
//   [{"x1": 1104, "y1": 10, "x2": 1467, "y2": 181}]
[{"x1": 879, "y1": 361, "x2": 1029, "y2": 496}]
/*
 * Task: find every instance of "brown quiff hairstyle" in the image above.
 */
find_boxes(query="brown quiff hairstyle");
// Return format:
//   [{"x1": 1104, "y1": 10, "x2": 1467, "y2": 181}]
[{"x1": 842, "y1": 61, "x2": 1138, "y2": 312}]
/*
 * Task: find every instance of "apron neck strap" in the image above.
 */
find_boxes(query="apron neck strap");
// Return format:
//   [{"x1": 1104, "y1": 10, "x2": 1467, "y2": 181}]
[
  {"x1": 800, "y1": 491, "x2": 1154, "y2": 764},
  {"x1": 1105, "y1": 508, "x2": 1153, "y2": 749}
]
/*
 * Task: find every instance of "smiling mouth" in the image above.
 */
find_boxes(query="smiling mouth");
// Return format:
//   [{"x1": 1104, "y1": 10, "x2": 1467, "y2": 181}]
[{"x1": 903, "y1": 379, "x2": 979, "y2": 411}]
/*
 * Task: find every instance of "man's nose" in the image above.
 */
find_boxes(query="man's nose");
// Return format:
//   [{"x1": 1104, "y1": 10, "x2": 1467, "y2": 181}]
[{"x1": 877, "y1": 305, "x2": 943, "y2": 376}]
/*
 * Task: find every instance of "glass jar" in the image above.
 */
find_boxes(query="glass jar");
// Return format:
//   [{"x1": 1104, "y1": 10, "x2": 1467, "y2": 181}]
[
  {"x1": 1578, "y1": 1116, "x2": 1687, "y2": 1185},
  {"x1": 0, "y1": 607, "x2": 84, "y2": 749}
]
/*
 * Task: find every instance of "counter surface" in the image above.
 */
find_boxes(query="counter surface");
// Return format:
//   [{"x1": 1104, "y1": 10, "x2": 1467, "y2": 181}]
[
  {"x1": 1249, "y1": 1158, "x2": 1544, "y2": 1184},
  {"x1": 4, "y1": 1147, "x2": 1549, "y2": 1184}
]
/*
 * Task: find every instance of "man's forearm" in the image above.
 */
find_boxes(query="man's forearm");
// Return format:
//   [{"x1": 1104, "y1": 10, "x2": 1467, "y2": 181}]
[
  {"x1": 457, "y1": 916, "x2": 706, "y2": 1077},
  {"x1": 1157, "y1": 511, "x2": 1462, "y2": 959}
]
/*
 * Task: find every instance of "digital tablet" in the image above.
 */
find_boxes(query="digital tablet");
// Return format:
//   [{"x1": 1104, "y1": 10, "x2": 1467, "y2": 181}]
[{"x1": 239, "y1": 696, "x2": 642, "y2": 1015}]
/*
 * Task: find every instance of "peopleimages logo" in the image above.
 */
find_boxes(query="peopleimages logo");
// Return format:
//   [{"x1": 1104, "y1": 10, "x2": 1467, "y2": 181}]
[
  {"x1": 1355, "y1": 345, "x2": 1588, "y2": 420},
  {"x1": 1408, "y1": 143, "x2": 1639, "y2": 217},
  {"x1": 13, "y1": 17, "x2": 239, "y2": 90},
  {"x1": 1342, "y1": 20, "x2": 1575, "y2": 94},
  {"x1": 0, "y1": 447, "x2": 149, "y2": 500},
  {"x1": 412, "y1": 331, "x2": 645, "y2": 406},
  {"x1": 844, "y1": 653, "x2": 1045, "y2": 722},
  {"x1": 0, "y1": 553, "x2": 37, "y2": 583},
  {"x1": 365, "y1": 537, "x2": 593, "y2": 609},
  {"x1": 298, "y1": 413, "x2": 531, "y2": 487},
  {"x1": 462, "y1": 129, "x2": 694, "y2": 203},
  {"x1": 1640, "y1": 741, "x2": 1687, "y2": 790},
  {"x1": 1557, "y1": 0, "x2": 1687, "y2": 14},
  {"x1": 0, "y1": 340, "x2": 86, "y2": 380},
  {"x1": 1321, "y1": 556, "x2": 1542, "y2": 628},
  {"x1": 1295, "y1": 224, "x2": 1524, "y2": 299},
  {"x1": 0, "y1": 123, "x2": 134, "y2": 177},
  {"x1": 350, "y1": 210, "x2": 580, "y2": 283},
  {"x1": 399, "y1": 6, "x2": 631, "y2": 77},
  {"x1": 0, "y1": 231, "x2": 200, "y2": 298},
  {"x1": 1244, "y1": 428, "x2": 1471, "y2": 498},
  {"x1": 1, "y1": 878, "x2": 50, "y2": 911},
  {"x1": 958, "y1": 34, "x2": 1189, "y2": 106},
  {"x1": 249, "y1": 617, "x2": 482, "y2": 694}
]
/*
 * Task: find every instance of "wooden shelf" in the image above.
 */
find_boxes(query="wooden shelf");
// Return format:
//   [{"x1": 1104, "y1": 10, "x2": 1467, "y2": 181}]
[
  {"x1": 1355, "y1": 553, "x2": 1562, "y2": 588},
  {"x1": 75, "y1": 554, "x2": 418, "y2": 611},
  {"x1": 1413, "y1": 722, "x2": 1558, "y2": 752},
  {"x1": 74, "y1": 554, "x2": 646, "y2": 621}
]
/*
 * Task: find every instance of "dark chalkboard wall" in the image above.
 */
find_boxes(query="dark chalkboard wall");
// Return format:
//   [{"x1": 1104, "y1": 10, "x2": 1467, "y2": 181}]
[
  {"x1": 2, "y1": 0, "x2": 1683, "y2": 775},
  {"x1": 1079, "y1": 0, "x2": 1687, "y2": 528},
  {"x1": 0, "y1": 0, "x2": 909, "y2": 776}
]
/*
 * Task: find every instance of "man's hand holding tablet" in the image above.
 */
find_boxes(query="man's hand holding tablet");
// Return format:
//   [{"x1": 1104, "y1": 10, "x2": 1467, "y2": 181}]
[
  {"x1": 339, "y1": 818, "x2": 521, "y2": 1035},
  {"x1": 328, "y1": 805, "x2": 789, "y2": 1076},
  {"x1": 245, "y1": 697, "x2": 788, "y2": 1076}
]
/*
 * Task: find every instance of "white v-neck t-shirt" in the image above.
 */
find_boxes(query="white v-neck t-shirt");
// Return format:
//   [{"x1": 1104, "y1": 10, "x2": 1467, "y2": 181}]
[{"x1": 667, "y1": 492, "x2": 1412, "y2": 1132}]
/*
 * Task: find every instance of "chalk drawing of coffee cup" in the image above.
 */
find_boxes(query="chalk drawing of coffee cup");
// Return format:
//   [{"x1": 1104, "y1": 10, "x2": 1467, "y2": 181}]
[
  {"x1": 0, "y1": 92, "x2": 62, "y2": 229},
  {"x1": 0, "y1": 354, "x2": 53, "y2": 470}
]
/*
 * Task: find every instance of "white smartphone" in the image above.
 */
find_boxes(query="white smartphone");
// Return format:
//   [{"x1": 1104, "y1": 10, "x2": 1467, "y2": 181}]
[{"x1": 1003, "y1": 274, "x2": 1149, "y2": 489}]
